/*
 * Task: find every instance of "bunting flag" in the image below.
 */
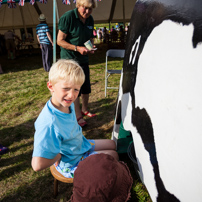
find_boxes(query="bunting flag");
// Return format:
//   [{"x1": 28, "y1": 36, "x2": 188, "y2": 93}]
[
  {"x1": 62, "y1": 0, "x2": 102, "y2": 5},
  {"x1": 2, "y1": 0, "x2": 102, "y2": 7},
  {"x1": 18, "y1": 0, "x2": 24, "y2": 6},
  {"x1": 7, "y1": 0, "x2": 16, "y2": 8},
  {"x1": 62, "y1": 0, "x2": 70, "y2": 5},
  {"x1": 30, "y1": 0, "x2": 35, "y2": 5},
  {"x1": 39, "y1": 0, "x2": 47, "y2": 3}
]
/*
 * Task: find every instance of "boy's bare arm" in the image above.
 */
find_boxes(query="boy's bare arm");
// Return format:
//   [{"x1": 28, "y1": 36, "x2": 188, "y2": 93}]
[{"x1": 31, "y1": 153, "x2": 61, "y2": 172}]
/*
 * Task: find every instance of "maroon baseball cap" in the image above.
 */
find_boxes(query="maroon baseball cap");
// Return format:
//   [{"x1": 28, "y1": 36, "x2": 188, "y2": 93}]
[{"x1": 70, "y1": 153, "x2": 133, "y2": 202}]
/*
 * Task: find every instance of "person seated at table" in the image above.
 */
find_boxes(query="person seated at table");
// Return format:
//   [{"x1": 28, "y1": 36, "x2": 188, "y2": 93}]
[
  {"x1": 22, "y1": 32, "x2": 33, "y2": 43},
  {"x1": 111, "y1": 27, "x2": 118, "y2": 42},
  {"x1": 22, "y1": 32, "x2": 34, "y2": 51},
  {"x1": 119, "y1": 25, "x2": 125, "y2": 43},
  {"x1": 4, "y1": 30, "x2": 20, "y2": 59},
  {"x1": 31, "y1": 59, "x2": 118, "y2": 179}
]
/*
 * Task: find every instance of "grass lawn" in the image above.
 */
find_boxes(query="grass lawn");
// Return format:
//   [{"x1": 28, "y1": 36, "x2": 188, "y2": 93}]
[{"x1": 0, "y1": 44, "x2": 151, "y2": 202}]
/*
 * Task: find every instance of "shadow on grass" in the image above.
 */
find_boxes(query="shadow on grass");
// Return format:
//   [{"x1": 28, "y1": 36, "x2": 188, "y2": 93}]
[
  {"x1": 0, "y1": 170, "x2": 73, "y2": 202},
  {"x1": 0, "y1": 94, "x2": 142, "y2": 201},
  {"x1": 0, "y1": 152, "x2": 32, "y2": 181},
  {"x1": 0, "y1": 52, "x2": 43, "y2": 73},
  {"x1": 82, "y1": 97, "x2": 117, "y2": 139},
  {"x1": 0, "y1": 119, "x2": 36, "y2": 147}
]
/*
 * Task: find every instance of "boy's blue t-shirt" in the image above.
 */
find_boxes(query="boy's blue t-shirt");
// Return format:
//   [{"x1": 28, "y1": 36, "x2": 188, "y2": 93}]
[{"x1": 32, "y1": 99, "x2": 92, "y2": 168}]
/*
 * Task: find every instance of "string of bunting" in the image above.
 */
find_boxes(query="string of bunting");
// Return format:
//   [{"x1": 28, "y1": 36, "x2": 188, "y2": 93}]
[{"x1": 0, "y1": 0, "x2": 101, "y2": 8}]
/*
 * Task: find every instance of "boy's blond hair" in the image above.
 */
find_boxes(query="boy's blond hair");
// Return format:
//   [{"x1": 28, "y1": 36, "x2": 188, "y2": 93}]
[
  {"x1": 49, "y1": 59, "x2": 85, "y2": 86},
  {"x1": 76, "y1": 0, "x2": 97, "y2": 9}
]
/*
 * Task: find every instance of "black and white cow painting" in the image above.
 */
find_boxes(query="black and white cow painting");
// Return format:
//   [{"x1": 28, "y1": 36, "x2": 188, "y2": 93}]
[{"x1": 112, "y1": 0, "x2": 202, "y2": 201}]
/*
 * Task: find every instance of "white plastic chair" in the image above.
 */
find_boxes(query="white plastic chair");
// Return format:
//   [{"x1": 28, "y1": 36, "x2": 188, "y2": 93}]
[{"x1": 105, "y1": 49, "x2": 125, "y2": 97}]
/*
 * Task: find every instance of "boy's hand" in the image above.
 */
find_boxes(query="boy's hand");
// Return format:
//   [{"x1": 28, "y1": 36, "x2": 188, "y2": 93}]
[
  {"x1": 54, "y1": 153, "x2": 61, "y2": 167},
  {"x1": 54, "y1": 160, "x2": 60, "y2": 167}
]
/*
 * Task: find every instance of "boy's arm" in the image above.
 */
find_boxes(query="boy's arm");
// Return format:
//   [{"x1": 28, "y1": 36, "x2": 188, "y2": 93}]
[{"x1": 32, "y1": 153, "x2": 61, "y2": 172}]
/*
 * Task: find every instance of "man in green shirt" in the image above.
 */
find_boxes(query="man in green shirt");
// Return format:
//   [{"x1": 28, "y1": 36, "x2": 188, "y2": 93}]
[{"x1": 57, "y1": 0, "x2": 97, "y2": 127}]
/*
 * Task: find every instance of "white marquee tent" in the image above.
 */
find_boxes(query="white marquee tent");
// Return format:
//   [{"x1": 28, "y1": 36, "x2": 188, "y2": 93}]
[{"x1": 0, "y1": 0, "x2": 136, "y2": 30}]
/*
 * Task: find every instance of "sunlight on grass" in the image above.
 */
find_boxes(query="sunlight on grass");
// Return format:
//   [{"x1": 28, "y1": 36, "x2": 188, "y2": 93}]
[{"x1": 134, "y1": 181, "x2": 152, "y2": 202}]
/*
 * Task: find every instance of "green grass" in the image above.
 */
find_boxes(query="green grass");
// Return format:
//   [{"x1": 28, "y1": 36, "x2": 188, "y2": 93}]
[{"x1": 0, "y1": 45, "x2": 151, "y2": 202}]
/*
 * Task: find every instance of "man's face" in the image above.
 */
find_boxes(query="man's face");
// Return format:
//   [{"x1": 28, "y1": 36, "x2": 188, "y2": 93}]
[{"x1": 77, "y1": 5, "x2": 93, "y2": 19}]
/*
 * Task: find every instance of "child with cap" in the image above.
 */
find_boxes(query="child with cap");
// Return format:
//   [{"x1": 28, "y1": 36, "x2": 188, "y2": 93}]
[
  {"x1": 31, "y1": 59, "x2": 118, "y2": 178},
  {"x1": 70, "y1": 153, "x2": 133, "y2": 202}
]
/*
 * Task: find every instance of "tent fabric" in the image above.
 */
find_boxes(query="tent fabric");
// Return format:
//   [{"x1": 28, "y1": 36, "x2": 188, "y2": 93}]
[{"x1": 0, "y1": 0, "x2": 136, "y2": 30}]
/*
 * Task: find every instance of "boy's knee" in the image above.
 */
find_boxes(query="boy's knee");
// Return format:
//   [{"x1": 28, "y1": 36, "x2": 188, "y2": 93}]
[
  {"x1": 110, "y1": 140, "x2": 117, "y2": 150},
  {"x1": 111, "y1": 150, "x2": 119, "y2": 161}
]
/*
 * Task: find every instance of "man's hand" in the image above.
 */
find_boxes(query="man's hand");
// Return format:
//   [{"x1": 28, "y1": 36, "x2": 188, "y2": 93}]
[{"x1": 77, "y1": 46, "x2": 90, "y2": 55}]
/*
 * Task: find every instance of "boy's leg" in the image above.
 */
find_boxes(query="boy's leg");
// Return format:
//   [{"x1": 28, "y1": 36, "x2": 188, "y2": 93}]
[
  {"x1": 96, "y1": 150, "x2": 119, "y2": 161},
  {"x1": 94, "y1": 139, "x2": 119, "y2": 160},
  {"x1": 94, "y1": 139, "x2": 116, "y2": 151}
]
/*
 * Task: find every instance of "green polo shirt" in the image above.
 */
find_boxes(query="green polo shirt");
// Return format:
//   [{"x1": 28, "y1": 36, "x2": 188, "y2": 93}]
[{"x1": 58, "y1": 8, "x2": 94, "y2": 64}]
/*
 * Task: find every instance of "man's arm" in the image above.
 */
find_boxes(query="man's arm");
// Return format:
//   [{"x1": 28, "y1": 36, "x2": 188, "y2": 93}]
[
  {"x1": 46, "y1": 32, "x2": 53, "y2": 46},
  {"x1": 37, "y1": 35, "x2": 40, "y2": 43},
  {"x1": 57, "y1": 30, "x2": 89, "y2": 55},
  {"x1": 31, "y1": 153, "x2": 61, "y2": 171},
  {"x1": 36, "y1": 35, "x2": 42, "y2": 49}
]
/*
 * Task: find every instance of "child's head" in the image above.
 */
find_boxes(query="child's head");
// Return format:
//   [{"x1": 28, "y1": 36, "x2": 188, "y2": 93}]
[
  {"x1": 49, "y1": 59, "x2": 85, "y2": 86},
  {"x1": 70, "y1": 153, "x2": 133, "y2": 202}
]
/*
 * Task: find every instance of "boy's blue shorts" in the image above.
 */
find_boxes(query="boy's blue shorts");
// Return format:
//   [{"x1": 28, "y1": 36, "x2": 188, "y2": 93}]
[{"x1": 55, "y1": 140, "x2": 97, "y2": 178}]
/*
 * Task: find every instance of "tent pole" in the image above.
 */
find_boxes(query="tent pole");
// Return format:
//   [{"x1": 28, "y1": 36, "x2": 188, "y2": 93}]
[
  {"x1": 53, "y1": 0, "x2": 56, "y2": 63},
  {"x1": 122, "y1": 0, "x2": 126, "y2": 29},
  {"x1": 55, "y1": 0, "x2": 60, "y2": 23},
  {"x1": 109, "y1": 0, "x2": 117, "y2": 22}
]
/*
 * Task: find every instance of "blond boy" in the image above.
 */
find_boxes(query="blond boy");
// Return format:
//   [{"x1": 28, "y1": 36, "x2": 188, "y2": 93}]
[{"x1": 31, "y1": 59, "x2": 118, "y2": 178}]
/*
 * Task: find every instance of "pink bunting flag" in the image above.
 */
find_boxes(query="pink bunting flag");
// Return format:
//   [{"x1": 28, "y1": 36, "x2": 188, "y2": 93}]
[
  {"x1": 65, "y1": 0, "x2": 101, "y2": 4},
  {"x1": 19, "y1": 0, "x2": 25, "y2": 6}
]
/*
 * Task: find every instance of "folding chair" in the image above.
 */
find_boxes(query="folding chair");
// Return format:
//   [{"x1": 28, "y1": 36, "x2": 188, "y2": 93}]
[{"x1": 105, "y1": 49, "x2": 125, "y2": 97}]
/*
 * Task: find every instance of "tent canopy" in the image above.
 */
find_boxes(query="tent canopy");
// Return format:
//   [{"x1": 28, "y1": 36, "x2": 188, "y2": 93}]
[{"x1": 0, "y1": 0, "x2": 136, "y2": 30}]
